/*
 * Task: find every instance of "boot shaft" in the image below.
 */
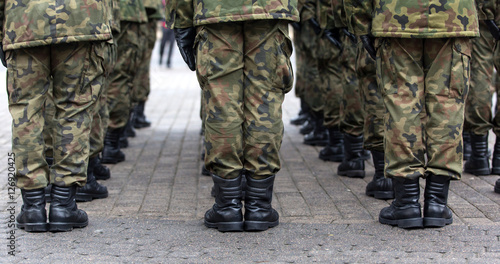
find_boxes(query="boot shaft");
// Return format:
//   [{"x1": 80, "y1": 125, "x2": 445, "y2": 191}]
[
  {"x1": 211, "y1": 174, "x2": 243, "y2": 208},
  {"x1": 371, "y1": 150, "x2": 385, "y2": 179},
  {"x1": 343, "y1": 133, "x2": 364, "y2": 161},
  {"x1": 424, "y1": 174, "x2": 450, "y2": 206},
  {"x1": 392, "y1": 177, "x2": 420, "y2": 207}
]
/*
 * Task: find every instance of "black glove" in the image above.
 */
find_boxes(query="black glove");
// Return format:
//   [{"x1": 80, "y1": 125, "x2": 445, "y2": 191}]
[
  {"x1": 174, "y1": 27, "x2": 196, "y2": 71},
  {"x1": 323, "y1": 29, "x2": 343, "y2": 50},
  {"x1": 342, "y1": 28, "x2": 357, "y2": 44},
  {"x1": 0, "y1": 46, "x2": 6, "y2": 67},
  {"x1": 485, "y1": 20, "x2": 500, "y2": 40},
  {"x1": 308, "y1": 18, "x2": 322, "y2": 35},
  {"x1": 360, "y1": 34, "x2": 376, "y2": 60}
]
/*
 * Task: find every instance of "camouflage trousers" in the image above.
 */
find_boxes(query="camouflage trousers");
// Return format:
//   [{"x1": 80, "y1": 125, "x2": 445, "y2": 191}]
[
  {"x1": 339, "y1": 34, "x2": 364, "y2": 135},
  {"x1": 132, "y1": 20, "x2": 157, "y2": 104},
  {"x1": 320, "y1": 35, "x2": 343, "y2": 128},
  {"x1": 299, "y1": 22, "x2": 322, "y2": 112},
  {"x1": 107, "y1": 21, "x2": 143, "y2": 129},
  {"x1": 378, "y1": 38, "x2": 471, "y2": 180},
  {"x1": 357, "y1": 42, "x2": 384, "y2": 152},
  {"x1": 7, "y1": 42, "x2": 107, "y2": 189},
  {"x1": 492, "y1": 40, "x2": 500, "y2": 137},
  {"x1": 465, "y1": 22, "x2": 494, "y2": 136},
  {"x1": 196, "y1": 20, "x2": 293, "y2": 179}
]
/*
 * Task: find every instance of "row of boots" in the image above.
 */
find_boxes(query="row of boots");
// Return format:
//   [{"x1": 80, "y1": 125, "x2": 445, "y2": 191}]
[
  {"x1": 463, "y1": 132, "x2": 500, "y2": 176},
  {"x1": 205, "y1": 173, "x2": 278, "y2": 232}
]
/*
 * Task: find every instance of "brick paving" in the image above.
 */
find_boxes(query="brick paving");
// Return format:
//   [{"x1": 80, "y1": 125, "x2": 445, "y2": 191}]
[{"x1": 0, "y1": 42, "x2": 499, "y2": 263}]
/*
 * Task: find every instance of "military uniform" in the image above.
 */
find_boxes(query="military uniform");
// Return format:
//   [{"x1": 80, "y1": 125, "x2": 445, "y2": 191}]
[
  {"x1": 1, "y1": 0, "x2": 112, "y2": 232},
  {"x1": 166, "y1": 0, "x2": 298, "y2": 232},
  {"x1": 346, "y1": 0, "x2": 479, "y2": 229}
]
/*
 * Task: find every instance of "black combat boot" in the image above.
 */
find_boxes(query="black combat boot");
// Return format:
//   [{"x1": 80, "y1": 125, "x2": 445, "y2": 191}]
[
  {"x1": 124, "y1": 112, "x2": 136, "y2": 138},
  {"x1": 134, "y1": 101, "x2": 152, "y2": 129},
  {"x1": 101, "y1": 128, "x2": 126, "y2": 164},
  {"x1": 379, "y1": 177, "x2": 423, "y2": 229},
  {"x1": 204, "y1": 174, "x2": 244, "y2": 232},
  {"x1": 76, "y1": 157, "x2": 109, "y2": 202},
  {"x1": 94, "y1": 155, "x2": 111, "y2": 180},
  {"x1": 303, "y1": 111, "x2": 329, "y2": 146},
  {"x1": 365, "y1": 150, "x2": 394, "y2": 200},
  {"x1": 319, "y1": 127, "x2": 344, "y2": 162},
  {"x1": 45, "y1": 157, "x2": 54, "y2": 202},
  {"x1": 491, "y1": 138, "x2": 500, "y2": 175},
  {"x1": 299, "y1": 111, "x2": 315, "y2": 135},
  {"x1": 463, "y1": 132, "x2": 471, "y2": 161},
  {"x1": 337, "y1": 133, "x2": 365, "y2": 178},
  {"x1": 464, "y1": 133, "x2": 490, "y2": 176},
  {"x1": 49, "y1": 185, "x2": 88, "y2": 232},
  {"x1": 423, "y1": 174, "x2": 452, "y2": 227},
  {"x1": 290, "y1": 99, "x2": 310, "y2": 126},
  {"x1": 244, "y1": 175, "x2": 279, "y2": 231},
  {"x1": 495, "y1": 178, "x2": 500, "y2": 194},
  {"x1": 16, "y1": 188, "x2": 49, "y2": 232}
]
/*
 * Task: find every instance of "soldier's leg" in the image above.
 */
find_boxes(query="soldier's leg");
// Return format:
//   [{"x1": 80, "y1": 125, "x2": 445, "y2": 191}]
[
  {"x1": 491, "y1": 40, "x2": 500, "y2": 175},
  {"x1": 133, "y1": 20, "x2": 157, "y2": 129},
  {"x1": 103, "y1": 21, "x2": 140, "y2": 164},
  {"x1": 318, "y1": 36, "x2": 343, "y2": 162},
  {"x1": 49, "y1": 41, "x2": 106, "y2": 231},
  {"x1": 337, "y1": 35, "x2": 366, "y2": 178},
  {"x1": 289, "y1": 27, "x2": 309, "y2": 126},
  {"x1": 357, "y1": 42, "x2": 393, "y2": 200},
  {"x1": 7, "y1": 46, "x2": 52, "y2": 232},
  {"x1": 197, "y1": 23, "x2": 245, "y2": 232},
  {"x1": 423, "y1": 38, "x2": 469, "y2": 227},
  {"x1": 378, "y1": 38, "x2": 425, "y2": 229},
  {"x1": 464, "y1": 23, "x2": 495, "y2": 176},
  {"x1": 242, "y1": 20, "x2": 291, "y2": 231}
]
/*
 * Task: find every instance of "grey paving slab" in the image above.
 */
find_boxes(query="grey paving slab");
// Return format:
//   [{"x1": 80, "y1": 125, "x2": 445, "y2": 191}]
[{"x1": 0, "y1": 36, "x2": 499, "y2": 263}]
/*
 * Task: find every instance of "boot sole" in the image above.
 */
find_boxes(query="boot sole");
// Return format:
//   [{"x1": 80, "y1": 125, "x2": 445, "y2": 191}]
[
  {"x1": 49, "y1": 220, "x2": 88, "y2": 232},
  {"x1": 204, "y1": 220, "x2": 244, "y2": 232},
  {"x1": 338, "y1": 170, "x2": 365, "y2": 178},
  {"x1": 464, "y1": 168, "x2": 491, "y2": 176},
  {"x1": 17, "y1": 222, "x2": 49, "y2": 232},
  {"x1": 303, "y1": 140, "x2": 328, "y2": 146},
  {"x1": 366, "y1": 190, "x2": 394, "y2": 200},
  {"x1": 423, "y1": 217, "x2": 453, "y2": 227},
  {"x1": 491, "y1": 167, "x2": 500, "y2": 175},
  {"x1": 318, "y1": 154, "x2": 343, "y2": 162},
  {"x1": 75, "y1": 192, "x2": 109, "y2": 202},
  {"x1": 379, "y1": 216, "x2": 423, "y2": 229},
  {"x1": 101, "y1": 157, "x2": 125, "y2": 164},
  {"x1": 244, "y1": 220, "x2": 279, "y2": 231}
]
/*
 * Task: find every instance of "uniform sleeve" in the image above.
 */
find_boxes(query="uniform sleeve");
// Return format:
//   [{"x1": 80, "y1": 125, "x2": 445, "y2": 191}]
[
  {"x1": 164, "y1": 0, "x2": 193, "y2": 29},
  {"x1": 0, "y1": 0, "x2": 4, "y2": 44},
  {"x1": 344, "y1": 0, "x2": 373, "y2": 35},
  {"x1": 300, "y1": 0, "x2": 316, "y2": 21}
]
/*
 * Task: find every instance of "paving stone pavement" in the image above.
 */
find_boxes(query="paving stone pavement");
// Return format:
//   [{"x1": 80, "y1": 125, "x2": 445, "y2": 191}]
[{"x1": 0, "y1": 41, "x2": 499, "y2": 263}]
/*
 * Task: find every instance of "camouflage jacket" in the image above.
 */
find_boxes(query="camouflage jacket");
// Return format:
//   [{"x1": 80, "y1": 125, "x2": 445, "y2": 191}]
[
  {"x1": 144, "y1": 0, "x2": 164, "y2": 19},
  {"x1": 165, "y1": 0, "x2": 299, "y2": 29},
  {"x1": 476, "y1": 0, "x2": 500, "y2": 23},
  {"x1": 344, "y1": 0, "x2": 479, "y2": 38},
  {"x1": 0, "y1": 0, "x2": 113, "y2": 51},
  {"x1": 120, "y1": 0, "x2": 148, "y2": 23},
  {"x1": 330, "y1": 0, "x2": 346, "y2": 28},
  {"x1": 111, "y1": 0, "x2": 122, "y2": 33}
]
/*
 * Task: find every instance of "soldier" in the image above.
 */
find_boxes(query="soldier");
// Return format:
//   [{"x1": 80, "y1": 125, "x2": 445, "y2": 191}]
[
  {"x1": 463, "y1": 0, "x2": 500, "y2": 176},
  {"x1": 346, "y1": 0, "x2": 479, "y2": 228},
  {"x1": 1, "y1": 0, "x2": 113, "y2": 232},
  {"x1": 102, "y1": 0, "x2": 148, "y2": 164},
  {"x1": 166, "y1": 0, "x2": 299, "y2": 232}
]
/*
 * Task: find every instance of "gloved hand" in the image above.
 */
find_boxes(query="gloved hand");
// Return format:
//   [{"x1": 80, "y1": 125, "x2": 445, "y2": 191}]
[
  {"x1": 174, "y1": 27, "x2": 196, "y2": 71},
  {"x1": 485, "y1": 20, "x2": 500, "y2": 40},
  {"x1": 0, "y1": 46, "x2": 6, "y2": 67},
  {"x1": 323, "y1": 29, "x2": 342, "y2": 50},
  {"x1": 360, "y1": 34, "x2": 376, "y2": 60}
]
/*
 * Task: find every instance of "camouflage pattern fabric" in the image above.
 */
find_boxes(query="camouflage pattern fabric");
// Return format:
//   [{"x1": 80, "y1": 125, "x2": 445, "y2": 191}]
[
  {"x1": 90, "y1": 42, "x2": 117, "y2": 158},
  {"x1": 492, "y1": 38, "x2": 500, "y2": 138},
  {"x1": 339, "y1": 33, "x2": 364, "y2": 136},
  {"x1": 165, "y1": 0, "x2": 299, "y2": 28},
  {"x1": 345, "y1": 0, "x2": 479, "y2": 38},
  {"x1": 0, "y1": 0, "x2": 112, "y2": 50},
  {"x1": 197, "y1": 20, "x2": 293, "y2": 179},
  {"x1": 132, "y1": 20, "x2": 157, "y2": 104},
  {"x1": 7, "y1": 42, "x2": 107, "y2": 189},
  {"x1": 292, "y1": 28, "x2": 306, "y2": 99},
  {"x1": 320, "y1": 34, "x2": 343, "y2": 129},
  {"x1": 464, "y1": 23, "x2": 494, "y2": 136},
  {"x1": 356, "y1": 42, "x2": 384, "y2": 152},
  {"x1": 120, "y1": 0, "x2": 148, "y2": 23},
  {"x1": 107, "y1": 21, "x2": 142, "y2": 129},
  {"x1": 300, "y1": 21, "x2": 322, "y2": 112},
  {"x1": 378, "y1": 38, "x2": 471, "y2": 180}
]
